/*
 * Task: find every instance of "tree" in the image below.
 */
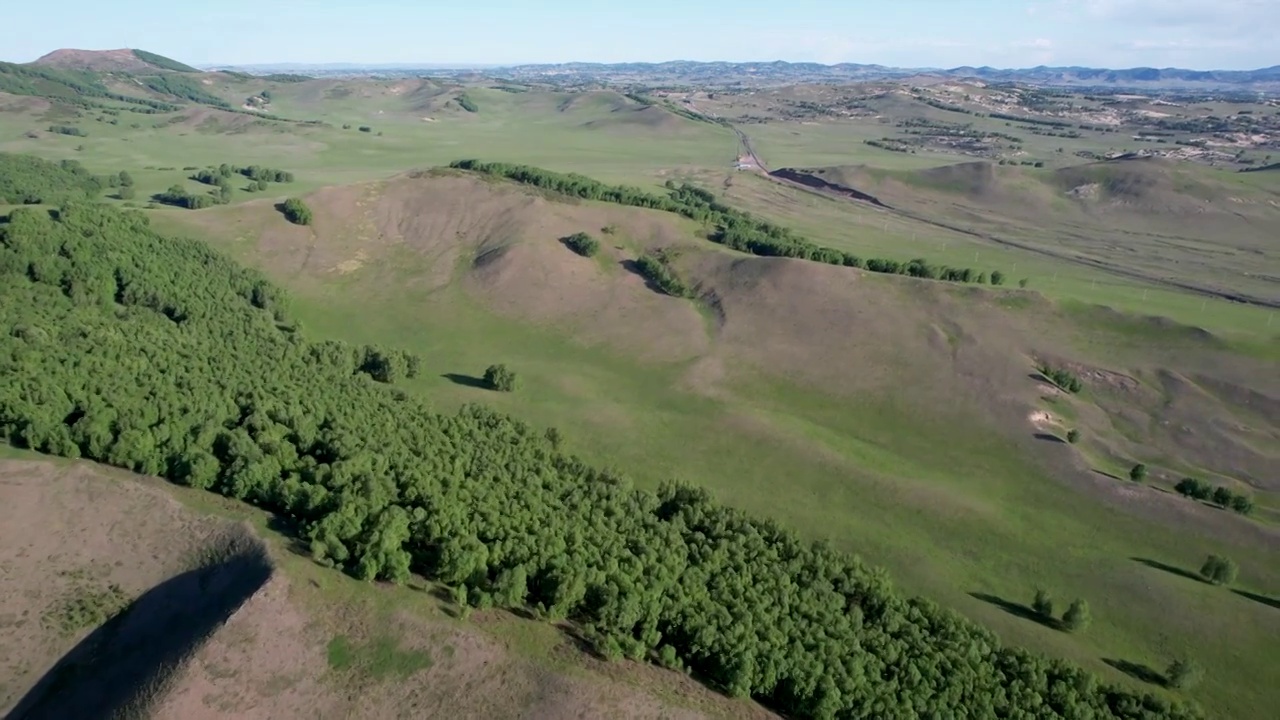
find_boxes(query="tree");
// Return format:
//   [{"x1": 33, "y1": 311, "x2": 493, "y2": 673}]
[
  {"x1": 1228, "y1": 494, "x2": 1254, "y2": 515},
  {"x1": 990, "y1": 270, "x2": 1006, "y2": 286},
  {"x1": 1199, "y1": 555, "x2": 1238, "y2": 586},
  {"x1": 1165, "y1": 658, "x2": 1204, "y2": 690},
  {"x1": 483, "y1": 364, "x2": 518, "y2": 392},
  {"x1": 1018, "y1": 278, "x2": 1030, "y2": 288},
  {"x1": 1032, "y1": 589, "x2": 1054, "y2": 618},
  {"x1": 1211, "y1": 486, "x2": 1233, "y2": 507},
  {"x1": 282, "y1": 197, "x2": 313, "y2": 226},
  {"x1": 1066, "y1": 429, "x2": 1080, "y2": 444},
  {"x1": 1175, "y1": 477, "x2": 1211, "y2": 500},
  {"x1": 117, "y1": 170, "x2": 134, "y2": 187},
  {"x1": 1129, "y1": 464, "x2": 1147, "y2": 483},
  {"x1": 117, "y1": 186, "x2": 136, "y2": 201},
  {"x1": 1062, "y1": 599, "x2": 1091, "y2": 632}
]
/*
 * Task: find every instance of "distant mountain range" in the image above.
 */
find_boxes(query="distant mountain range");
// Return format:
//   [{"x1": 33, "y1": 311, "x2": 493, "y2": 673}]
[{"x1": 207, "y1": 59, "x2": 1280, "y2": 92}]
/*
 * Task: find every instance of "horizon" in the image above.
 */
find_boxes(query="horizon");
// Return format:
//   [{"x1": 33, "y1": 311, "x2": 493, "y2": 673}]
[{"x1": 6, "y1": 0, "x2": 1277, "y2": 71}]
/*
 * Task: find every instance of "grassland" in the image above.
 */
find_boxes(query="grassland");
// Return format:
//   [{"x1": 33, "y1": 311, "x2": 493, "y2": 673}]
[{"x1": 3, "y1": 63, "x2": 1278, "y2": 718}]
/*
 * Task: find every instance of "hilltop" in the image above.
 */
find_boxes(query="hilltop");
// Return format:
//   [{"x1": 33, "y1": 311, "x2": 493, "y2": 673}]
[{"x1": 32, "y1": 48, "x2": 200, "y2": 73}]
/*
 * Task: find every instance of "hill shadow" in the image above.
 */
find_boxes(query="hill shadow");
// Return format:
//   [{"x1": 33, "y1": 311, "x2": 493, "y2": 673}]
[
  {"x1": 1131, "y1": 557, "x2": 1206, "y2": 584},
  {"x1": 8, "y1": 541, "x2": 272, "y2": 720},
  {"x1": 968, "y1": 592, "x2": 1059, "y2": 630},
  {"x1": 1232, "y1": 589, "x2": 1280, "y2": 610},
  {"x1": 1103, "y1": 658, "x2": 1165, "y2": 687},
  {"x1": 441, "y1": 373, "x2": 488, "y2": 389}
]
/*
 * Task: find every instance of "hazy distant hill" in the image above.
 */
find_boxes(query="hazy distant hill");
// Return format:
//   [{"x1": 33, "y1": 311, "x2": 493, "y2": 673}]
[
  {"x1": 33, "y1": 48, "x2": 200, "y2": 74},
  {"x1": 209, "y1": 58, "x2": 1280, "y2": 91}
]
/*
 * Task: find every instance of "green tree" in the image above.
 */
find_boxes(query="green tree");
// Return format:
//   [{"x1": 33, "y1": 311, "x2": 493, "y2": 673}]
[
  {"x1": 1129, "y1": 464, "x2": 1147, "y2": 483},
  {"x1": 1211, "y1": 486, "x2": 1233, "y2": 507},
  {"x1": 1032, "y1": 589, "x2": 1054, "y2": 618},
  {"x1": 282, "y1": 197, "x2": 313, "y2": 225},
  {"x1": 1066, "y1": 429, "x2": 1080, "y2": 444},
  {"x1": 1199, "y1": 555, "x2": 1238, "y2": 586},
  {"x1": 1062, "y1": 599, "x2": 1090, "y2": 632},
  {"x1": 117, "y1": 186, "x2": 136, "y2": 201},
  {"x1": 990, "y1": 270, "x2": 1006, "y2": 285},
  {"x1": 1018, "y1": 277, "x2": 1030, "y2": 288},
  {"x1": 117, "y1": 170, "x2": 134, "y2": 187},
  {"x1": 1228, "y1": 494, "x2": 1254, "y2": 515},
  {"x1": 484, "y1": 364, "x2": 518, "y2": 392},
  {"x1": 563, "y1": 232, "x2": 600, "y2": 257},
  {"x1": 1165, "y1": 658, "x2": 1204, "y2": 690}
]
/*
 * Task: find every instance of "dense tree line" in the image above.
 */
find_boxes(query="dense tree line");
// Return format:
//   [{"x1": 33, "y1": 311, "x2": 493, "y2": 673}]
[
  {"x1": 0, "y1": 202, "x2": 1202, "y2": 719},
  {"x1": 1174, "y1": 479, "x2": 1254, "y2": 515},
  {"x1": 449, "y1": 161, "x2": 1004, "y2": 286},
  {"x1": 0, "y1": 154, "x2": 114, "y2": 204},
  {"x1": 139, "y1": 75, "x2": 233, "y2": 109},
  {"x1": 239, "y1": 165, "x2": 295, "y2": 183},
  {"x1": 154, "y1": 184, "x2": 219, "y2": 209},
  {"x1": 0, "y1": 62, "x2": 180, "y2": 112},
  {"x1": 457, "y1": 94, "x2": 479, "y2": 113},
  {"x1": 47, "y1": 124, "x2": 88, "y2": 137},
  {"x1": 1036, "y1": 364, "x2": 1084, "y2": 393},
  {"x1": 131, "y1": 49, "x2": 201, "y2": 73}
]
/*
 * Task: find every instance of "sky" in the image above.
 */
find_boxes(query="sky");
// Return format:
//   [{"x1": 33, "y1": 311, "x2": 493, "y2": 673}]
[{"x1": 5, "y1": 0, "x2": 1277, "y2": 70}]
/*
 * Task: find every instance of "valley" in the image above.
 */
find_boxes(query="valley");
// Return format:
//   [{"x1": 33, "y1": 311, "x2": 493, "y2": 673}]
[{"x1": 0, "y1": 46, "x2": 1276, "y2": 720}]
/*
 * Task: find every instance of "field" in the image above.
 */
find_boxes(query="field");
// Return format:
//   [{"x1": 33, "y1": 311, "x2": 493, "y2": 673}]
[{"x1": 1, "y1": 55, "x2": 1277, "y2": 719}]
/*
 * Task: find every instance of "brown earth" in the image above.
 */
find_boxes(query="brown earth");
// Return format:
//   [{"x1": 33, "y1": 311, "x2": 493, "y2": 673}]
[
  {"x1": 0, "y1": 458, "x2": 777, "y2": 720},
  {"x1": 30, "y1": 49, "x2": 162, "y2": 74}
]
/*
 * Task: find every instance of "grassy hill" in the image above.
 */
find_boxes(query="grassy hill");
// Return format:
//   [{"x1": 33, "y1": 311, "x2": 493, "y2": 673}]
[
  {"x1": 0, "y1": 62, "x2": 1276, "y2": 719},
  {"x1": 32, "y1": 48, "x2": 200, "y2": 73}
]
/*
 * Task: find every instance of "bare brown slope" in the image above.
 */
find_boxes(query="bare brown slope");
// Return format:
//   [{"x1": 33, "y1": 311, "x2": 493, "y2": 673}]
[
  {"x1": 1, "y1": 459, "x2": 775, "y2": 720},
  {"x1": 31, "y1": 49, "x2": 158, "y2": 73}
]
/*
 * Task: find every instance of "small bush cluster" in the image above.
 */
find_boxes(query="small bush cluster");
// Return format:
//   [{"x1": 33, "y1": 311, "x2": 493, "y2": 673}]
[
  {"x1": 483, "y1": 364, "x2": 518, "y2": 392},
  {"x1": 1199, "y1": 555, "x2": 1238, "y2": 585},
  {"x1": 155, "y1": 184, "x2": 218, "y2": 209},
  {"x1": 563, "y1": 232, "x2": 600, "y2": 257},
  {"x1": 1037, "y1": 363, "x2": 1083, "y2": 393},
  {"x1": 634, "y1": 250, "x2": 690, "y2": 298},
  {"x1": 282, "y1": 197, "x2": 313, "y2": 225},
  {"x1": 48, "y1": 124, "x2": 88, "y2": 137}
]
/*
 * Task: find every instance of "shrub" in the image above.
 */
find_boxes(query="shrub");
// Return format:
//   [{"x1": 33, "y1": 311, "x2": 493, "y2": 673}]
[
  {"x1": 282, "y1": 197, "x2": 313, "y2": 226},
  {"x1": 117, "y1": 186, "x2": 136, "y2": 200},
  {"x1": 1066, "y1": 429, "x2": 1080, "y2": 444},
  {"x1": 48, "y1": 125, "x2": 87, "y2": 137},
  {"x1": 1032, "y1": 589, "x2": 1054, "y2": 618},
  {"x1": 1129, "y1": 464, "x2": 1147, "y2": 483},
  {"x1": 1018, "y1": 278, "x2": 1030, "y2": 288},
  {"x1": 634, "y1": 251, "x2": 690, "y2": 298},
  {"x1": 457, "y1": 94, "x2": 478, "y2": 113},
  {"x1": 1228, "y1": 494, "x2": 1254, "y2": 515},
  {"x1": 601, "y1": 224, "x2": 618, "y2": 235},
  {"x1": 563, "y1": 232, "x2": 600, "y2": 257},
  {"x1": 358, "y1": 126, "x2": 372, "y2": 133},
  {"x1": 990, "y1": 270, "x2": 1006, "y2": 286},
  {"x1": 1165, "y1": 658, "x2": 1204, "y2": 690},
  {"x1": 1062, "y1": 599, "x2": 1091, "y2": 632},
  {"x1": 1037, "y1": 364, "x2": 1083, "y2": 393},
  {"x1": 1211, "y1": 486, "x2": 1232, "y2": 507},
  {"x1": 1199, "y1": 555, "x2": 1238, "y2": 586},
  {"x1": 483, "y1": 364, "x2": 518, "y2": 392}
]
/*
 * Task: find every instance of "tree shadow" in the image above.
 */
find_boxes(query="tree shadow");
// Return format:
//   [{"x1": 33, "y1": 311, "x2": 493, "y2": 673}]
[
  {"x1": 1034, "y1": 433, "x2": 1065, "y2": 443},
  {"x1": 1131, "y1": 557, "x2": 1206, "y2": 584},
  {"x1": 8, "y1": 548, "x2": 272, "y2": 719},
  {"x1": 1093, "y1": 469, "x2": 1122, "y2": 481},
  {"x1": 272, "y1": 201, "x2": 288, "y2": 217},
  {"x1": 968, "y1": 592, "x2": 1060, "y2": 630},
  {"x1": 441, "y1": 373, "x2": 489, "y2": 389},
  {"x1": 265, "y1": 514, "x2": 310, "y2": 558},
  {"x1": 1232, "y1": 589, "x2": 1280, "y2": 610},
  {"x1": 1103, "y1": 658, "x2": 1166, "y2": 687}
]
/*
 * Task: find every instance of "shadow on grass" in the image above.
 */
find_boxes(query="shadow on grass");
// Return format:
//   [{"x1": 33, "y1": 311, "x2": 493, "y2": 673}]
[
  {"x1": 1093, "y1": 469, "x2": 1122, "y2": 481},
  {"x1": 1103, "y1": 658, "x2": 1166, "y2": 687},
  {"x1": 968, "y1": 592, "x2": 1059, "y2": 630},
  {"x1": 9, "y1": 544, "x2": 272, "y2": 719},
  {"x1": 1034, "y1": 433, "x2": 1065, "y2": 444},
  {"x1": 441, "y1": 373, "x2": 489, "y2": 390},
  {"x1": 1131, "y1": 557, "x2": 1206, "y2": 584},
  {"x1": 1233, "y1": 588, "x2": 1280, "y2": 610}
]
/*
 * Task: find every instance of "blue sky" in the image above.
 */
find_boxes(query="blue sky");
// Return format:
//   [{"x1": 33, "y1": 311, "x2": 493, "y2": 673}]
[{"x1": 6, "y1": 0, "x2": 1276, "y2": 69}]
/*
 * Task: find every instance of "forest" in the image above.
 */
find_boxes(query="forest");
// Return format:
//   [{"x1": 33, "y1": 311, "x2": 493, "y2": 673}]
[
  {"x1": 0, "y1": 153, "x2": 118, "y2": 204},
  {"x1": 450, "y1": 160, "x2": 1004, "y2": 285},
  {"x1": 0, "y1": 199, "x2": 1201, "y2": 720}
]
